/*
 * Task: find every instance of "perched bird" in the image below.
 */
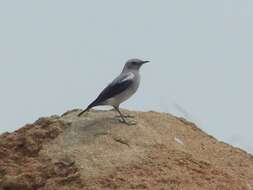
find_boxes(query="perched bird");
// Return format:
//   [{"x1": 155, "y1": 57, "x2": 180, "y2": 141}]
[{"x1": 78, "y1": 58, "x2": 149, "y2": 124}]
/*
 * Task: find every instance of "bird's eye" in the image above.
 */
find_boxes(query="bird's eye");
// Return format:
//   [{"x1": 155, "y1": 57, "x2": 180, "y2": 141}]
[{"x1": 132, "y1": 62, "x2": 137, "y2": 65}]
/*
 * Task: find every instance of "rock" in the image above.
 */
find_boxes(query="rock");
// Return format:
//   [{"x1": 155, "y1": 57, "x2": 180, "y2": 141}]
[{"x1": 0, "y1": 109, "x2": 252, "y2": 190}]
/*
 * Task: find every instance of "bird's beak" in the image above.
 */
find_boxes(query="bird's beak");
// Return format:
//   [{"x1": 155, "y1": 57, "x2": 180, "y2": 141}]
[{"x1": 141, "y1": 61, "x2": 149, "y2": 64}]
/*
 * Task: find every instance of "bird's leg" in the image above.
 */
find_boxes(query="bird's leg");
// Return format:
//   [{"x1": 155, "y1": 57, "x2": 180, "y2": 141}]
[
  {"x1": 113, "y1": 108, "x2": 134, "y2": 118},
  {"x1": 113, "y1": 106, "x2": 136, "y2": 125},
  {"x1": 114, "y1": 106, "x2": 127, "y2": 123}
]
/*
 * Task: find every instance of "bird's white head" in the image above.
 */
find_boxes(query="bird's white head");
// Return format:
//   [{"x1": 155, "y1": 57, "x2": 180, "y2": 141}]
[{"x1": 123, "y1": 58, "x2": 149, "y2": 72}]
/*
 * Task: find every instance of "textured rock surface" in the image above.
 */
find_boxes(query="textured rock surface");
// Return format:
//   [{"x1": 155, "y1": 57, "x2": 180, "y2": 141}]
[{"x1": 0, "y1": 109, "x2": 253, "y2": 190}]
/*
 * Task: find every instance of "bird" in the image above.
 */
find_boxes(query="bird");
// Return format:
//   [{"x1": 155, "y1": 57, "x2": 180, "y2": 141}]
[{"x1": 78, "y1": 58, "x2": 149, "y2": 125}]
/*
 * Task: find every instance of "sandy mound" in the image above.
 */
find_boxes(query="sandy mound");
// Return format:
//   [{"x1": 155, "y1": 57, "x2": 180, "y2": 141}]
[{"x1": 0, "y1": 109, "x2": 253, "y2": 190}]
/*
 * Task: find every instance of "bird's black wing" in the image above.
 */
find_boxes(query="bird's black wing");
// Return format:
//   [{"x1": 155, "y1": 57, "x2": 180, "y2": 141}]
[{"x1": 87, "y1": 73, "x2": 134, "y2": 109}]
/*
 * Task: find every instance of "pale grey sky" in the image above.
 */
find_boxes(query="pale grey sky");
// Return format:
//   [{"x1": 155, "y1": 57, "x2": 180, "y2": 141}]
[{"x1": 0, "y1": 0, "x2": 253, "y2": 153}]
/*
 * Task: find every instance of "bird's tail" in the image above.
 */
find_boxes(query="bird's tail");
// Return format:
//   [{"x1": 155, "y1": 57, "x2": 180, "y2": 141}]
[
  {"x1": 78, "y1": 101, "x2": 98, "y2": 117},
  {"x1": 77, "y1": 107, "x2": 90, "y2": 117}
]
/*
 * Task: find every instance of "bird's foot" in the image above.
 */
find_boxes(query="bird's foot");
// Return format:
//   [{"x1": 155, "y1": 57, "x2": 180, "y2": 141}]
[
  {"x1": 117, "y1": 118, "x2": 137, "y2": 126},
  {"x1": 114, "y1": 114, "x2": 134, "y2": 119}
]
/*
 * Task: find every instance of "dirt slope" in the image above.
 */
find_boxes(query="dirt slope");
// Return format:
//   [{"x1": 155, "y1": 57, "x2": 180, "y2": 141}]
[{"x1": 0, "y1": 109, "x2": 253, "y2": 190}]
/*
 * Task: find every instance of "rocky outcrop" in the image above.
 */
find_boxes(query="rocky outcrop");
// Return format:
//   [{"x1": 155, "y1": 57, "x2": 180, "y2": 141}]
[{"x1": 0, "y1": 109, "x2": 252, "y2": 190}]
